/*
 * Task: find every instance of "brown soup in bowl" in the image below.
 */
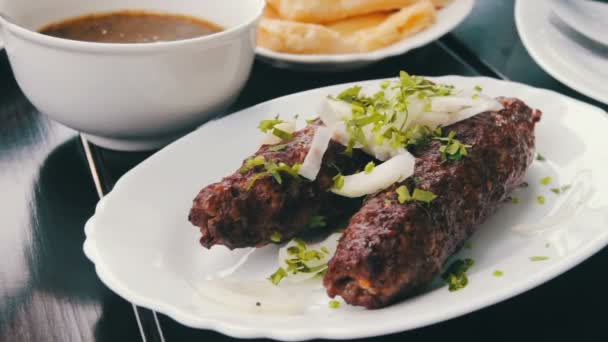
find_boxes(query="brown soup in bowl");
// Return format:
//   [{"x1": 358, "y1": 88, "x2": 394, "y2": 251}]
[{"x1": 39, "y1": 10, "x2": 223, "y2": 43}]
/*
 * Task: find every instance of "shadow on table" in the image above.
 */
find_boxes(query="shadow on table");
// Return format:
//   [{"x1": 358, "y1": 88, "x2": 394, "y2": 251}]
[{"x1": 0, "y1": 138, "x2": 142, "y2": 341}]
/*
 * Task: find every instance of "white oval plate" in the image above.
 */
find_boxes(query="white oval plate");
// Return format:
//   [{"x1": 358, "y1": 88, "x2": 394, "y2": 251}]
[
  {"x1": 84, "y1": 76, "x2": 608, "y2": 341},
  {"x1": 551, "y1": 0, "x2": 608, "y2": 46},
  {"x1": 255, "y1": 0, "x2": 474, "y2": 71},
  {"x1": 515, "y1": 0, "x2": 608, "y2": 104}
]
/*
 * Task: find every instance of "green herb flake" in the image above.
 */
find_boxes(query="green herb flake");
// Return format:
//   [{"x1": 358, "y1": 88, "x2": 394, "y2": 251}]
[
  {"x1": 474, "y1": 85, "x2": 483, "y2": 92},
  {"x1": 258, "y1": 116, "x2": 284, "y2": 133},
  {"x1": 551, "y1": 184, "x2": 571, "y2": 194},
  {"x1": 412, "y1": 188, "x2": 437, "y2": 203},
  {"x1": 493, "y1": 270, "x2": 504, "y2": 277},
  {"x1": 268, "y1": 144, "x2": 288, "y2": 152},
  {"x1": 308, "y1": 215, "x2": 327, "y2": 229},
  {"x1": 536, "y1": 153, "x2": 546, "y2": 161},
  {"x1": 274, "y1": 238, "x2": 331, "y2": 282},
  {"x1": 332, "y1": 174, "x2": 345, "y2": 190},
  {"x1": 328, "y1": 300, "x2": 341, "y2": 309},
  {"x1": 364, "y1": 161, "x2": 376, "y2": 174},
  {"x1": 270, "y1": 231, "x2": 282, "y2": 243},
  {"x1": 268, "y1": 267, "x2": 287, "y2": 285},
  {"x1": 396, "y1": 185, "x2": 411, "y2": 204},
  {"x1": 442, "y1": 258, "x2": 474, "y2": 292},
  {"x1": 472, "y1": 93, "x2": 480, "y2": 100},
  {"x1": 306, "y1": 117, "x2": 319, "y2": 124},
  {"x1": 530, "y1": 256, "x2": 549, "y2": 262},
  {"x1": 272, "y1": 127, "x2": 293, "y2": 141},
  {"x1": 240, "y1": 156, "x2": 266, "y2": 173},
  {"x1": 511, "y1": 197, "x2": 520, "y2": 204},
  {"x1": 540, "y1": 176, "x2": 553, "y2": 186},
  {"x1": 536, "y1": 195, "x2": 546, "y2": 205},
  {"x1": 435, "y1": 131, "x2": 471, "y2": 161},
  {"x1": 245, "y1": 159, "x2": 302, "y2": 189}
]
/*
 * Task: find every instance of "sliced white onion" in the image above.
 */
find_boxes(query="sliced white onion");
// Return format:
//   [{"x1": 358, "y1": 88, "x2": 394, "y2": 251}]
[
  {"x1": 330, "y1": 122, "x2": 349, "y2": 146},
  {"x1": 278, "y1": 232, "x2": 342, "y2": 283},
  {"x1": 428, "y1": 96, "x2": 476, "y2": 112},
  {"x1": 298, "y1": 126, "x2": 332, "y2": 180},
  {"x1": 319, "y1": 98, "x2": 350, "y2": 127},
  {"x1": 450, "y1": 98, "x2": 503, "y2": 122},
  {"x1": 260, "y1": 121, "x2": 296, "y2": 146},
  {"x1": 417, "y1": 95, "x2": 504, "y2": 128},
  {"x1": 331, "y1": 152, "x2": 416, "y2": 198}
]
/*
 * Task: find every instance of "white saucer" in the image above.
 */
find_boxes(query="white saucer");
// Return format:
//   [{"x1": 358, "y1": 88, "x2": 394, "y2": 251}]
[
  {"x1": 552, "y1": 0, "x2": 608, "y2": 46},
  {"x1": 515, "y1": 0, "x2": 608, "y2": 104}
]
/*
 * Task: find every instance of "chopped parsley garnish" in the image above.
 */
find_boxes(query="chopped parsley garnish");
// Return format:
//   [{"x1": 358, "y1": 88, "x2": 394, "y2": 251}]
[
  {"x1": 306, "y1": 117, "x2": 319, "y2": 124},
  {"x1": 530, "y1": 256, "x2": 549, "y2": 261},
  {"x1": 412, "y1": 188, "x2": 438, "y2": 203},
  {"x1": 442, "y1": 258, "x2": 474, "y2": 292},
  {"x1": 268, "y1": 144, "x2": 288, "y2": 152},
  {"x1": 511, "y1": 197, "x2": 520, "y2": 204},
  {"x1": 268, "y1": 267, "x2": 287, "y2": 285},
  {"x1": 272, "y1": 127, "x2": 293, "y2": 141},
  {"x1": 395, "y1": 185, "x2": 437, "y2": 204},
  {"x1": 269, "y1": 239, "x2": 331, "y2": 286},
  {"x1": 493, "y1": 270, "x2": 504, "y2": 277},
  {"x1": 540, "y1": 176, "x2": 552, "y2": 186},
  {"x1": 240, "y1": 156, "x2": 302, "y2": 190},
  {"x1": 332, "y1": 173, "x2": 345, "y2": 190},
  {"x1": 270, "y1": 231, "x2": 282, "y2": 243},
  {"x1": 258, "y1": 116, "x2": 284, "y2": 133},
  {"x1": 396, "y1": 185, "x2": 411, "y2": 203},
  {"x1": 474, "y1": 85, "x2": 483, "y2": 92},
  {"x1": 435, "y1": 131, "x2": 471, "y2": 161},
  {"x1": 550, "y1": 184, "x2": 571, "y2": 194},
  {"x1": 328, "y1": 300, "x2": 341, "y2": 309},
  {"x1": 331, "y1": 71, "x2": 456, "y2": 157},
  {"x1": 308, "y1": 215, "x2": 327, "y2": 229},
  {"x1": 536, "y1": 153, "x2": 546, "y2": 161},
  {"x1": 472, "y1": 93, "x2": 480, "y2": 100},
  {"x1": 240, "y1": 156, "x2": 265, "y2": 172},
  {"x1": 536, "y1": 195, "x2": 546, "y2": 205},
  {"x1": 364, "y1": 161, "x2": 376, "y2": 174}
]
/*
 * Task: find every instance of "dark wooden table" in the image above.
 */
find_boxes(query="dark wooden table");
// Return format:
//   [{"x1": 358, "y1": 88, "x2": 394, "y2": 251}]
[{"x1": 2, "y1": 1, "x2": 607, "y2": 341}]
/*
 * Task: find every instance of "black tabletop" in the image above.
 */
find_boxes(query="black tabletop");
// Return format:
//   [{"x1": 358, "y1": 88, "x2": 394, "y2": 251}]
[{"x1": 1, "y1": 1, "x2": 607, "y2": 341}]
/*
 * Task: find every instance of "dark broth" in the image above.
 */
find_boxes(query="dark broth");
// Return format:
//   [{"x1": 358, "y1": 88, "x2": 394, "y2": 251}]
[{"x1": 39, "y1": 10, "x2": 223, "y2": 43}]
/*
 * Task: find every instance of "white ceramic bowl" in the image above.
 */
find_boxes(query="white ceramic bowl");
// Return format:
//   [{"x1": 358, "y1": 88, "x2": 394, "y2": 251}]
[{"x1": 0, "y1": 0, "x2": 265, "y2": 151}]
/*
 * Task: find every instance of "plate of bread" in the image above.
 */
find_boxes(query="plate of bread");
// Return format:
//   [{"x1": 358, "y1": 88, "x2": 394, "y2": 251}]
[{"x1": 256, "y1": 0, "x2": 474, "y2": 71}]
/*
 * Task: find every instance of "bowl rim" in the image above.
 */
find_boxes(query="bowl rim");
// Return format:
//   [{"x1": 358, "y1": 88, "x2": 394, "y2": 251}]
[{"x1": 0, "y1": 0, "x2": 265, "y2": 53}]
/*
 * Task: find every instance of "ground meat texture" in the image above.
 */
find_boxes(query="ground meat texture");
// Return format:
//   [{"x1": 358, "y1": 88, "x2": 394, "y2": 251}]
[
  {"x1": 189, "y1": 123, "x2": 371, "y2": 250},
  {"x1": 323, "y1": 98, "x2": 541, "y2": 309}
]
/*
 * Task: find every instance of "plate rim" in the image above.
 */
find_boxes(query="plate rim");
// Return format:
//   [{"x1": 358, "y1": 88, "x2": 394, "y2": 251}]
[
  {"x1": 515, "y1": 0, "x2": 608, "y2": 104},
  {"x1": 254, "y1": 0, "x2": 475, "y2": 65},
  {"x1": 84, "y1": 75, "x2": 608, "y2": 341},
  {"x1": 551, "y1": 0, "x2": 608, "y2": 46}
]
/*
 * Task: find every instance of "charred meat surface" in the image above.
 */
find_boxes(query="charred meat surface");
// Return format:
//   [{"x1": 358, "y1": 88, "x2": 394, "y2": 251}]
[
  {"x1": 324, "y1": 98, "x2": 541, "y2": 308},
  {"x1": 189, "y1": 123, "x2": 370, "y2": 249}
]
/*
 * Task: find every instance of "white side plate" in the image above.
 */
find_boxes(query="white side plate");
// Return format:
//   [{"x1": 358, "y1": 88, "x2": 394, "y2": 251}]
[
  {"x1": 255, "y1": 0, "x2": 474, "y2": 71},
  {"x1": 551, "y1": 0, "x2": 608, "y2": 46},
  {"x1": 84, "y1": 76, "x2": 608, "y2": 341},
  {"x1": 516, "y1": 0, "x2": 608, "y2": 104}
]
